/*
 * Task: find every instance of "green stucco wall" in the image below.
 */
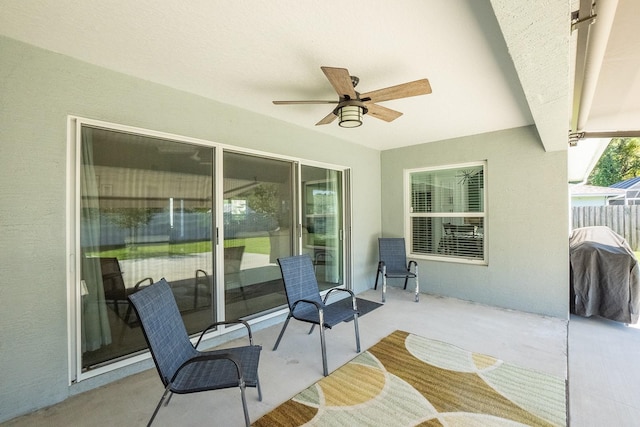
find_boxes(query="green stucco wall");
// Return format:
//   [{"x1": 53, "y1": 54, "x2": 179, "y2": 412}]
[
  {"x1": 381, "y1": 126, "x2": 569, "y2": 318},
  {"x1": 0, "y1": 35, "x2": 381, "y2": 422}
]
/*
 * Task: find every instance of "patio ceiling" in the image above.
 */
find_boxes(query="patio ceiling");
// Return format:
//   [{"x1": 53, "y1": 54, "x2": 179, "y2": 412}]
[
  {"x1": 0, "y1": 0, "x2": 568, "y2": 152},
  {"x1": 569, "y1": 0, "x2": 640, "y2": 182},
  {"x1": 0, "y1": 0, "x2": 637, "y2": 179}
]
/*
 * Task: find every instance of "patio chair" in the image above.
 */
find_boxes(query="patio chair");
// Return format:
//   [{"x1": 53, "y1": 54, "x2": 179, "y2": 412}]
[
  {"x1": 274, "y1": 254, "x2": 360, "y2": 376},
  {"x1": 374, "y1": 238, "x2": 419, "y2": 303},
  {"x1": 99, "y1": 257, "x2": 153, "y2": 323},
  {"x1": 439, "y1": 223, "x2": 457, "y2": 254},
  {"x1": 128, "y1": 278, "x2": 262, "y2": 427}
]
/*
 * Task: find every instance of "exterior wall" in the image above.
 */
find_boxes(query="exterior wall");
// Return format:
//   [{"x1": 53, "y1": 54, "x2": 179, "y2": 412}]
[
  {"x1": 0, "y1": 36, "x2": 382, "y2": 422},
  {"x1": 381, "y1": 126, "x2": 569, "y2": 319}
]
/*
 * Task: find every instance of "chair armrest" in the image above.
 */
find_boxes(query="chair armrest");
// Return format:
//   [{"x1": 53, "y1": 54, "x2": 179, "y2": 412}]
[
  {"x1": 133, "y1": 277, "x2": 154, "y2": 291},
  {"x1": 324, "y1": 288, "x2": 358, "y2": 310},
  {"x1": 170, "y1": 351, "x2": 244, "y2": 385},
  {"x1": 408, "y1": 260, "x2": 418, "y2": 271},
  {"x1": 291, "y1": 299, "x2": 327, "y2": 324},
  {"x1": 378, "y1": 261, "x2": 385, "y2": 271},
  {"x1": 291, "y1": 299, "x2": 323, "y2": 311},
  {"x1": 195, "y1": 319, "x2": 254, "y2": 348}
]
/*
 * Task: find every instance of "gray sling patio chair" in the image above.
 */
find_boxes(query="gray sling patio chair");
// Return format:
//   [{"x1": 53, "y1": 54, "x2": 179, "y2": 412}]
[
  {"x1": 274, "y1": 254, "x2": 360, "y2": 377},
  {"x1": 128, "y1": 278, "x2": 262, "y2": 427},
  {"x1": 374, "y1": 237, "x2": 419, "y2": 303}
]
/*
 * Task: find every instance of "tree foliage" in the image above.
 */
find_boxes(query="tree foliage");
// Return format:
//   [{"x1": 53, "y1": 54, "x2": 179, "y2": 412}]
[
  {"x1": 588, "y1": 138, "x2": 640, "y2": 187},
  {"x1": 247, "y1": 183, "x2": 279, "y2": 215},
  {"x1": 108, "y1": 207, "x2": 154, "y2": 238}
]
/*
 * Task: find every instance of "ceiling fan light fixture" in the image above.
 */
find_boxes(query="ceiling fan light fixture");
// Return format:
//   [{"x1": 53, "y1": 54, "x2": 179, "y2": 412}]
[{"x1": 338, "y1": 101, "x2": 367, "y2": 128}]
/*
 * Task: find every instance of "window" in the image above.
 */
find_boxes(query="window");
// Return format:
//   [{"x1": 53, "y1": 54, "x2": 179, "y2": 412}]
[{"x1": 405, "y1": 162, "x2": 486, "y2": 264}]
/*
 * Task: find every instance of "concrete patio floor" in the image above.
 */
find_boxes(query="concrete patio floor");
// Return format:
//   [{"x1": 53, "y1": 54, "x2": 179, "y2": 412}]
[{"x1": 4, "y1": 286, "x2": 640, "y2": 426}]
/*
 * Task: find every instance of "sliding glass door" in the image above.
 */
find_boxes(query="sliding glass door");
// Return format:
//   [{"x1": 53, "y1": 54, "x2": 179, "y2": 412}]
[
  {"x1": 301, "y1": 165, "x2": 344, "y2": 290},
  {"x1": 78, "y1": 125, "x2": 215, "y2": 370},
  {"x1": 222, "y1": 152, "x2": 293, "y2": 320},
  {"x1": 72, "y1": 119, "x2": 350, "y2": 375}
]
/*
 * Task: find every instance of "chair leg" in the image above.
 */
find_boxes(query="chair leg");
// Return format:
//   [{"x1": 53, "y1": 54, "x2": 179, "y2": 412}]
[
  {"x1": 353, "y1": 314, "x2": 361, "y2": 353},
  {"x1": 319, "y1": 325, "x2": 328, "y2": 377},
  {"x1": 164, "y1": 391, "x2": 174, "y2": 406},
  {"x1": 374, "y1": 269, "x2": 380, "y2": 290},
  {"x1": 317, "y1": 310, "x2": 328, "y2": 376},
  {"x1": 403, "y1": 276, "x2": 409, "y2": 290},
  {"x1": 273, "y1": 315, "x2": 292, "y2": 351},
  {"x1": 193, "y1": 278, "x2": 199, "y2": 309},
  {"x1": 124, "y1": 304, "x2": 134, "y2": 324},
  {"x1": 414, "y1": 266, "x2": 420, "y2": 303},
  {"x1": 381, "y1": 266, "x2": 387, "y2": 303},
  {"x1": 256, "y1": 376, "x2": 263, "y2": 401},
  {"x1": 308, "y1": 324, "x2": 315, "y2": 335},
  {"x1": 147, "y1": 385, "x2": 171, "y2": 426},
  {"x1": 239, "y1": 382, "x2": 250, "y2": 427}
]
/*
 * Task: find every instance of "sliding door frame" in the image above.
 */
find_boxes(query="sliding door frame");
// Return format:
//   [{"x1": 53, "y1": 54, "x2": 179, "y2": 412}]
[{"x1": 67, "y1": 116, "x2": 352, "y2": 383}]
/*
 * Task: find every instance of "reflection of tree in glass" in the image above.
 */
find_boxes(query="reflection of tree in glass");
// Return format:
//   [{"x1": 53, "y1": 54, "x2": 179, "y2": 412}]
[
  {"x1": 108, "y1": 208, "x2": 154, "y2": 242},
  {"x1": 247, "y1": 184, "x2": 279, "y2": 216}
]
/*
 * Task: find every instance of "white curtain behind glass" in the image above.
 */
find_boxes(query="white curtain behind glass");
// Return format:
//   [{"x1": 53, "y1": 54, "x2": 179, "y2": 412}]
[{"x1": 80, "y1": 128, "x2": 112, "y2": 351}]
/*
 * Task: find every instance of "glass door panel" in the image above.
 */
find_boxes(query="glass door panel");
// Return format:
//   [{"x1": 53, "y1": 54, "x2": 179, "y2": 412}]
[
  {"x1": 222, "y1": 152, "x2": 292, "y2": 320},
  {"x1": 79, "y1": 125, "x2": 215, "y2": 371},
  {"x1": 301, "y1": 166, "x2": 343, "y2": 291}
]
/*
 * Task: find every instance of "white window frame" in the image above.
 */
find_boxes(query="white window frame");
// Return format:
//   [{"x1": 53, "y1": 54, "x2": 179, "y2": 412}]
[{"x1": 404, "y1": 161, "x2": 487, "y2": 265}]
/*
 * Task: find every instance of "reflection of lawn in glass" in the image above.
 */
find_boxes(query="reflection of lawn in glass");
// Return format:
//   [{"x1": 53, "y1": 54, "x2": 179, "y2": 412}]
[
  {"x1": 90, "y1": 237, "x2": 271, "y2": 260},
  {"x1": 226, "y1": 237, "x2": 270, "y2": 255}
]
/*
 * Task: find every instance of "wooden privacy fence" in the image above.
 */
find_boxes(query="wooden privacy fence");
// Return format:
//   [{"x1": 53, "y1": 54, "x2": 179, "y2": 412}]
[{"x1": 572, "y1": 205, "x2": 640, "y2": 250}]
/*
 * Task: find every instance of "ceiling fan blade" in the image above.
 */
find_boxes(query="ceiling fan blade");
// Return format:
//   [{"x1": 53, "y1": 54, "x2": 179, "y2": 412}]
[
  {"x1": 315, "y1": 111, "x2": 337, "y2": 126},
  {"x1": 273, "y1": 100, "x2": 338, "y2": 105},
  {"x1": 321, "y1": 66, "x2": 357, "y2": 99},
  {"x1": 360, "y1": 79, "x2": 432, "y2": 103},
  {"x1": 366, "y1": 103, "x2": 403, "y2": 122}
]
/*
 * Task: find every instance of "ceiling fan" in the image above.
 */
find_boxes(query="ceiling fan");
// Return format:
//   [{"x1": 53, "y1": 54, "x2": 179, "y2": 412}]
[{"x1": 273, "y1": 66, "x2": 432, "y2": 128}]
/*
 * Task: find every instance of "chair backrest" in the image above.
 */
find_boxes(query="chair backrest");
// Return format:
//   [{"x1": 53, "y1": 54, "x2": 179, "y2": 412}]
[
  {"x1": 277, "y1": 255, "x2": 323, "y2": 311},
  {"x1": 378, "y1": 238, "x2": 408, "y2": 271},
  {"x1": 224, "y1": 245, "x2": 245, "y2": 274},
  {"x1": 100, "y1": 257, "x2": 126, "y2": 299},
  {"x1": 128, "y1": 278, "x2": 198, "y2": 386}
]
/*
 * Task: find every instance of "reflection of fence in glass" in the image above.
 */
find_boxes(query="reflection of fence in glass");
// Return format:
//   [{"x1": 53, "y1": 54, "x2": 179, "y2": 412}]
[{"x1": 81, "y1": 209, "x2": 212, "y2": 248}]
